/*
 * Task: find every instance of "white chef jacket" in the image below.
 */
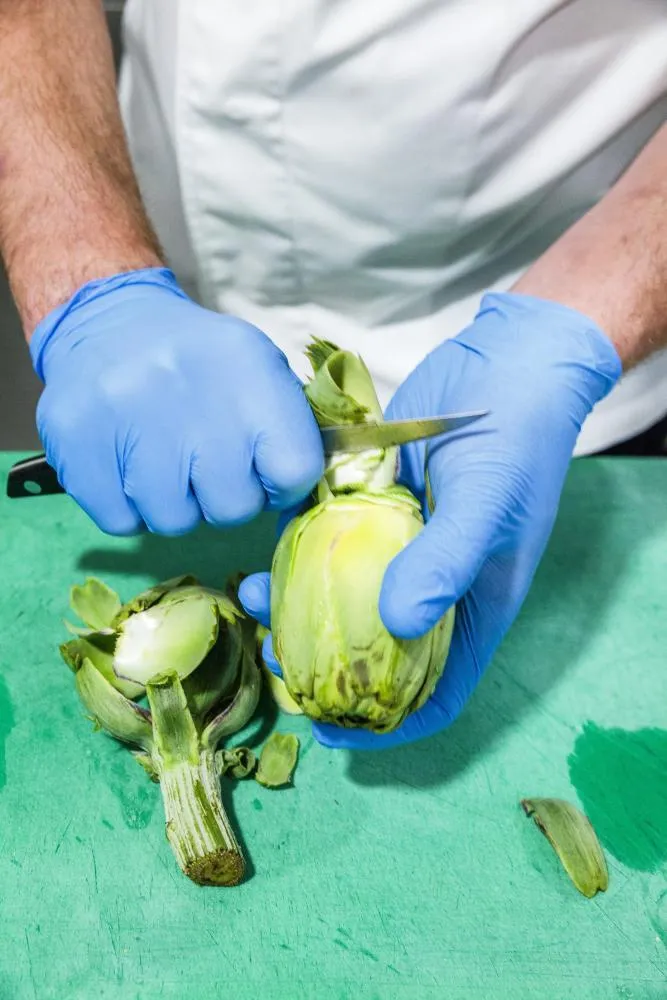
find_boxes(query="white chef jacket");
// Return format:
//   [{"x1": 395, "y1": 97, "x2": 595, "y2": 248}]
[{"x1": 118, "y1": 0, "x2": 667, "y2": 455}]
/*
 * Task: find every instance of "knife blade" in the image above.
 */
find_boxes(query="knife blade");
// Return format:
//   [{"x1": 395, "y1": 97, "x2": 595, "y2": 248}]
[{"x1": 320, "y1": 410, "x2": 489, "y2": 455}]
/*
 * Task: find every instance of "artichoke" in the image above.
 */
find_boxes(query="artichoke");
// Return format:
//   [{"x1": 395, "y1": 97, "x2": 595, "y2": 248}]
[
  {"x1": 60, "y1": 575, "x2": 261, "y2": 886},
  {"x1": 271, "y1": 340, "x2": 455, "y2": 733}
]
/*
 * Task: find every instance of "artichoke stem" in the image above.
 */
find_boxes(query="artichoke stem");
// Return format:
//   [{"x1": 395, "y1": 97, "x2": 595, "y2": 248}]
[
  {"x1": 156, "y1": 750, "x2": 245, "y2": 887},
  {"x1": 147, "y1": 671, "x2": 244, "y2": 886}
]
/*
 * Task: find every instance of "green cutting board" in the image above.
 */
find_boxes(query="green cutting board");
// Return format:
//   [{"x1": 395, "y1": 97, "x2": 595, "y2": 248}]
[{"x1": 1, "y1": 455, "x2": 666, "y2": 1000}]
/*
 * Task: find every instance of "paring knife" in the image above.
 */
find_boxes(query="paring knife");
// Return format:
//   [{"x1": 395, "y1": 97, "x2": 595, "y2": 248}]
[{"x1": 6, "y1": 410, "x2": 489, "y2": 499}]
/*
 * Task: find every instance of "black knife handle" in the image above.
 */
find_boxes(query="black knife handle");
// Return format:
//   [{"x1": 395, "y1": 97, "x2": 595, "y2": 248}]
[{"x1": 6, "y1": 453, "x2": 65, "y2": 498}]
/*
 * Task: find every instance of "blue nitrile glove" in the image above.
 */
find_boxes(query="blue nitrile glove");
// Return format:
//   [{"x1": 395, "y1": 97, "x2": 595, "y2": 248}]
[
  {"x1": 31, "y1": 268, "x2": 323, "y2": 534},
  {"x1": 239, "y1": 292, "x2": 621, "y2": 748}
]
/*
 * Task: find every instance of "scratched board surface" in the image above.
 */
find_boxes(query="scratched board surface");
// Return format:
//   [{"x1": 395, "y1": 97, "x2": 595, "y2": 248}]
[{"x1": 0, "y1": 454, "x2": 666, "y2": 1000}]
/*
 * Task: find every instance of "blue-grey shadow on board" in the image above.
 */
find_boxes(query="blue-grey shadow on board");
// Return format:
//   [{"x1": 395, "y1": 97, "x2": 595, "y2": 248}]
[{"x1": 76, "y1": 511, "x2": 279, "y2": 589}]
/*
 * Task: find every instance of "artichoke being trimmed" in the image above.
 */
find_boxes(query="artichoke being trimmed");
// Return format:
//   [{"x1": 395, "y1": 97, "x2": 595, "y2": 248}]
[
  {"x1": 61, "y1": 575, "x2": 261, "y2": 886},
  {"x1": 271, "y1": 339, "x2": 455, "y2": 733}
]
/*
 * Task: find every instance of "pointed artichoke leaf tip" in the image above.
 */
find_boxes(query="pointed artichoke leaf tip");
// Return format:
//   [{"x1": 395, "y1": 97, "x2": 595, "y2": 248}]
[
  {"x1": 305, "y1": 337, "x2": 340, "y2": 374},
  {"x1": 69, "y1": 577, "x2": 122, "y2": 630},
  {"x1": 305, "y1": 344, "x2": 377, "y2": 428},
  {"x1": 60, "y1": 639, "x2": 83, "y2": 673}
]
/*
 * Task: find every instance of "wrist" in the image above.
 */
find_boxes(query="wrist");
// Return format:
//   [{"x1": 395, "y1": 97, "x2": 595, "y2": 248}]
[
  {"x1": 510, "y1": 176, "x2": 667, "y2": 369},
  {"x1": 474, "y1": 291, "x2": 622, "y2": 403},
  {"x1": 9, "y1": 239, "x2": 164, "y2": 340},
  {"x1": 0, "y1": 143, "x2": 164, "y2": 337},
  {"x1": 29, "y1": 266, "x2": 187, "y2": 381}
]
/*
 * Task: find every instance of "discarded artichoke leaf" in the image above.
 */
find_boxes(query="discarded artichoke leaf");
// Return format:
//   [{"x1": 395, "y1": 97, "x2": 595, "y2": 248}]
[
  {"x1": 70, "y1": 577, "x2": 121, "y2": 631},
  {"x1": 256, "y1": 733, "x2": 299, "y2": 788},
  {"x1": 216, "y1": 747, "x2": 257, "y2": 779},
  {"x1": 521, "y1": 797, "x2": 609, "y2": 898}
]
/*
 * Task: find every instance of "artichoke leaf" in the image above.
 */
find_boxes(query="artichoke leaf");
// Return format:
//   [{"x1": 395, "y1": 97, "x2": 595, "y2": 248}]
[
  {"x1": 113, "y1": 591, "x2": 219, "y2": 687},
  {"x1": 60, "y1": 633, "x2": 144, "y2": 700},
  {"x1": 75, "y1": 657, "x2": 153, "y2": 750},
  {"x1": 182, "y1": 614, "x2": 243, "y2": 724},
  {"x1": 112, "y1": 575, "x2": 198, "y2": 625},
  {"x1": 216, "y1": 747, "x2": 257, "y2": 779},
  {"x1": 70, "y1": 577, "x2": 121, "y2": 630},
  {"x1": 521, "y1": 797, "x2": 609, "y2": 898},
  {"x1": 200, "y1": 649, "x2": 261, "y2": 748},
  {"x1": 256, "y1": 733, "x2": 299, "y2": 788}
]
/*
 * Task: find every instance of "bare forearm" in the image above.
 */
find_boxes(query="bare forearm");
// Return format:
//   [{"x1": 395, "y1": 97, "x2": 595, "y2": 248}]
[
  {"x1": 0, "y1": 0, "x2": 162, "y2": 338},
  {"x1": 513, "y1": 123, "x2": 667, "y2": 369}
]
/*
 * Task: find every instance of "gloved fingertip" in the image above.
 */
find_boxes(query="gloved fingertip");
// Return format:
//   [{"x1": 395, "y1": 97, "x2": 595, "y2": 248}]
[
  {"x1": 84, "y1": 499, "x2": 144, "y2": 538},
  {"x1": 379, "y1": 556, "x2": 452, "y2": 641},
  {"x1": 261, "y1": 632, "x2": 283, "y2": 677},
  {"x1": 238, "y1": 572, "x2": 271, "y2": 624}
]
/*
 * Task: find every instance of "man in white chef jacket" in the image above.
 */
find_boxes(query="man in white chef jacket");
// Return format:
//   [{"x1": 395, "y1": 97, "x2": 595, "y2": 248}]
[{"x1": 1, "y1": 1, "x2": 665, "y2": 747}]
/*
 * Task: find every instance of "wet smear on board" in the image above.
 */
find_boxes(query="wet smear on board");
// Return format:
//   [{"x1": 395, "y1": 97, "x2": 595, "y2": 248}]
[
  {"x1": 568, "y1": 722, "x2": 667, "y2": 873},
  {"x1": 0, "y1": 675, "x2": 15, "y2": 790}
]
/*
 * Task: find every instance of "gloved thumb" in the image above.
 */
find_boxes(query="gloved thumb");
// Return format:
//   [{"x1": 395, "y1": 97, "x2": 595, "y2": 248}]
[{"x1": 379, "y1": 468, "x2": 507, "y2": 640}]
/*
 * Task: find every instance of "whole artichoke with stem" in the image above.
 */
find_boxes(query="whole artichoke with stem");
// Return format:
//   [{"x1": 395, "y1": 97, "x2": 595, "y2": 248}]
[
  {"x1": 270, "y1": 339, "x2": 455, "y2": 733},
  {"x1": 60, "y1": 575, "x2": 261, "y2": 886}
]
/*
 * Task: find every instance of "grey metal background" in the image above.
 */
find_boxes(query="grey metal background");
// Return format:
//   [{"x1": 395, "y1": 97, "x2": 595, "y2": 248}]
[{"x1": 0, "y1": 4, "x2": 124, "y2": 450}]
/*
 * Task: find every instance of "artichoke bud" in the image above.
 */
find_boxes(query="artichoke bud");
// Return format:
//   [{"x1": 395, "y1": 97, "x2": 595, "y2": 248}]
[
  {"x1": 270, "y1": 339, "x2": 455, "y2": 734},
  {"x1": 60, "y1": 576, "x2": 259, "y2": 743},
  {"x1": 60, "y1": 576, "x2": 263, "y2": 887}
]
